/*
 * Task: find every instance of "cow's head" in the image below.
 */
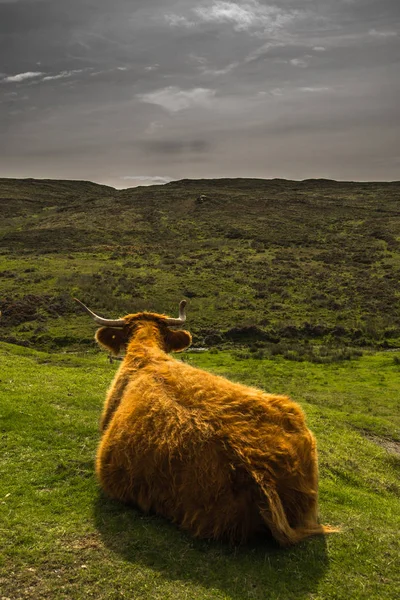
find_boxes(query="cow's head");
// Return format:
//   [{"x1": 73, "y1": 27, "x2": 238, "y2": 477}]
[{"x1": 75, "y1": 299, "x2": 192, "y2": 356}]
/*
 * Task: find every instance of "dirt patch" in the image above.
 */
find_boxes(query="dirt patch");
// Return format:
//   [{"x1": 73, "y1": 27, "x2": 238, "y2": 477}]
[
  {"x1": 363, "y1": 433, "x2": 400, "y2": 456},
  {"x1": 0, "y1": 534, "x2": 106, "y2": 599},
  {"x1": 67, "y1": 533, "x2": 104, "y2": 551}
]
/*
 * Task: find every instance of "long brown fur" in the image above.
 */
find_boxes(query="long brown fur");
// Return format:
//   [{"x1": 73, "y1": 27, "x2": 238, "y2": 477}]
[{"x1": 94, "y1": 311, "x2": 337, "y2": 546}]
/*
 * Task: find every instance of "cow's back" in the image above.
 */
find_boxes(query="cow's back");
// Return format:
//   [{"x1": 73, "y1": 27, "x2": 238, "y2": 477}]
[{"x1": 96, "y1": 359, "x2": 316, "y2": 542}]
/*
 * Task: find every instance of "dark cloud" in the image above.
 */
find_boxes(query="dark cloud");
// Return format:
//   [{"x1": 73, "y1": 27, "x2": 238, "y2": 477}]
[
  {"x1": 1, "y1": 0, "x2": 399, "y2": 184},
  {"x1": 0, "y1": 1, "x2": 83, "y2": 35},
  {"x1": 140, "y1": 139, "x2": 211, "y2": 155}
]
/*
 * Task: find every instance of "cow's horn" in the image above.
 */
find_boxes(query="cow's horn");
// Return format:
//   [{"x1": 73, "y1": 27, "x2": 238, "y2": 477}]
[
  {"x1": 165, "y1": 300, "x2": 187, "y2": 326},
  {"x1": 74, "y1": 298, "x2": 126, "y2": 327}
]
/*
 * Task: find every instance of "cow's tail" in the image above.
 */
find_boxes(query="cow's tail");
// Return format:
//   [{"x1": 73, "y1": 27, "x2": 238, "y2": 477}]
[{"x1": 258, "y1": 486, "x2": 338, "y2": 547}]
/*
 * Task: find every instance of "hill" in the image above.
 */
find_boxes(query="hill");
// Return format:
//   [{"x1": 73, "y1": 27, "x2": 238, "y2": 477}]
[{"x1": 1, "y1": 177, "x2": 400, "y2": 355}]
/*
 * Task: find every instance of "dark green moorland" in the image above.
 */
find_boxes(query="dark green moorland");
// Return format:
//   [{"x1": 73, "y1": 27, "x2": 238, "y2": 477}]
[
  {"x1": 1, "y1": 177, "x2": 400, "y2": 354},
  {"x1": 0, "y1": 178, "x2": 399, "y2": 599}
]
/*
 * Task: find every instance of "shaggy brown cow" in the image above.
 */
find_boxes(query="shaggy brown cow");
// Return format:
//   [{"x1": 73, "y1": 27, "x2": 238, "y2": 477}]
[{"x1": 76, "y1": 298, "x2": 336, "y2": 546}]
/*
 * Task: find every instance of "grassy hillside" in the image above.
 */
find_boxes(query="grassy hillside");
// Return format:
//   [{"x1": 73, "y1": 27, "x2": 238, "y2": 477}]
[
  {"x1": 0, "y1": 342, "x2": 399, "y2": 599},
  {"x1": 1, "y1": 178, "x2": 399, "y2": 599},
  {"x1": 1, "y1": 177, "x2": 400, "y2": 354}
]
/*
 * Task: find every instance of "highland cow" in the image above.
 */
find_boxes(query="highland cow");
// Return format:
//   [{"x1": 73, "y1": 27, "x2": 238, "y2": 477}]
[{"x1": 76, "y1": 298, "x2": 336, "y2": 546}]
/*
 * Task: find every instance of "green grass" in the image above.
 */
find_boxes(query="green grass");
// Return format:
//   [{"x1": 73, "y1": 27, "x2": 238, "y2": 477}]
[
  {"x1": 1, "y1": 176, "x2": 399, "y2": 597},
  {"x1": 1, "y1": 342, "x2": 399, "y2": 599},
  {"x1": 1, "y1": 177, "x2": 400, "y2": 351}
]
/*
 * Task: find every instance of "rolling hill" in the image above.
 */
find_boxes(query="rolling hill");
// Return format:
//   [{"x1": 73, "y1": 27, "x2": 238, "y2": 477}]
[{"x1": 1, "y1": 177, "x2": 400, "y2": 355}]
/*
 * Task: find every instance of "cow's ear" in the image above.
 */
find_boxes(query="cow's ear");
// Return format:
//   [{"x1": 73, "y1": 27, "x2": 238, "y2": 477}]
[
  {"x1": 95, "y1": 327, "x2": 128, "y2": 355},
  {"x1": 165, "y1": 329, "x2": 192, "y2": 353}
]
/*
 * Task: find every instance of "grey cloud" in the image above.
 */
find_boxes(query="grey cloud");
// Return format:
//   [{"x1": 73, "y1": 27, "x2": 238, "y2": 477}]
[
  {"x1": 0, "y1": 0, "x2": 166, "y2": 73},
  {"x1": 192, "y1": 1, "x2": 304, "y2": 33},
  {"x1": 1, "y1": 0, "x2": 400, "y2": 185},
  {"x1": 140, "y1": 139, "x2": 212, "y2": 155},
  {"x1": 121, "y1": 175, "x2": 174, "y2": 185},
  {"x1": 40, "y1": 68, "x2": 89, "y2": 82},
  {"x1": 137, "y1": 87, "x2": 216, "y2": 113},
  {"x1": 369, "y1": 28, "x2": 398, "y2": 37},
  {"x1": 1, "y1": 71, "x2": 44, "y2": 82},
  {"x1": 0, "y1": 0, "x2": 84, "y2": 35},
  {"x1": 261, "y1": 104, "x2": 400, "y2": 136}
]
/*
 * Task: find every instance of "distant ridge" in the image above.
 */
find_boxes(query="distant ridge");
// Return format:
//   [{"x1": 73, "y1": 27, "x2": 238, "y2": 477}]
[
  {"x1": 0, "y1": 177, "x2": 116, "y2": 192},
  {"x1": 1, "y1": 177, "x2": 399, "y2": 193},
  {"x1": 164, "y1": 177, "x2": 400, "y2": 188}
]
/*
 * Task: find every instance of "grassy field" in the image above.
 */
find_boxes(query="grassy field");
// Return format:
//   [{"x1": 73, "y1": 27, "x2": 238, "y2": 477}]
[
  {"x1": 0, "y1": 177, "x2": 399, "y2": 598},
  {"x1": 0, "y1": 342, "x2": 399, "y2": 600},
  {"x1": 1, "y1": 177, "x2": 400, "y2": 353}
]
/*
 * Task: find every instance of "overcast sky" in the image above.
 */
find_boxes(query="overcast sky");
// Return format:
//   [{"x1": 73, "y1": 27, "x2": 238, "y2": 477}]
[{"x1": 1, "y1": 0, "x2": 399, "y2": 187}]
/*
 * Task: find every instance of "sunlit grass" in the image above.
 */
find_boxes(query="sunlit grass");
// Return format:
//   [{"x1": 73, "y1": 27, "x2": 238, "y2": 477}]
[{"x1": 1, "y1": 343, "x2": 399, "y2": 599}]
